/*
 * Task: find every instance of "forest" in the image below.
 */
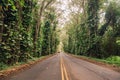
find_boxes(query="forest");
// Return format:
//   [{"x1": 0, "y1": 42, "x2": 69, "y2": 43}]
[
  {"x1": 0, "y1": 0, "x2": 120, "y2": 70},
  {"x1": 62, "y1": 0, "x2": 120, "y2": 58},
  {"x1": 0, "y1": 0, "x2": 59, "y2": 68}
]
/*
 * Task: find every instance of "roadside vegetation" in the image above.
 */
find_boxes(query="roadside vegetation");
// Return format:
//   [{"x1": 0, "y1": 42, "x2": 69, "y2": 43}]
[
  {"x1": 79, "y1": 55, "x2": 120, "y2": 67},
  {"x1": 105, "y1": 56, "x2": 120, "y2": 66},
  {"x1": 62, "y1": 0, "x2": 120, "y2": 66},
  {"x1": 0, "y1": 0, "x2": 59, "y2": 70},
  {"x1": 0, "y1": 56, "x2": 46, "y2": 70}
]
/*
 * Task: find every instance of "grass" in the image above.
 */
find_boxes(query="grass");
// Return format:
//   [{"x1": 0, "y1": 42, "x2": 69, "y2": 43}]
[
  {"x1": 79, "y1": 55, "x2": 120, "y2": 67},
  {"x1": 105, "y1": 56, "x2": 120, "y2": 66},
  {"x1": 0, "y1": 62, "x2": 8, "y2": 70},
  {"x1": 0, "y1": 56, "x2": 45, "y2": 71}
]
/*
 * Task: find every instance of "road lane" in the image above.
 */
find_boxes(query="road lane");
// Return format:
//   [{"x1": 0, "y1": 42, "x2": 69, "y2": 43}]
[
  {"x1": 9, "y1": 53, "x2": 120, "y2": 80},
  {"x1": 62, "y1": 53, "x2": 120, "y2": 80},
  {"x1": 9, "y1": 54, "x2": 61, "y2": 80}
]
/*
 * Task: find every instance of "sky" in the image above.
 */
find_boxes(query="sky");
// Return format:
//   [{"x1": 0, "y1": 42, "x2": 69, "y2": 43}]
[
  {"x1": 56, "y1": 0, "x2": 71, "y2": 28},
  {"x1": 56, "y1": 0, "x2": 83, "y2": 28}
]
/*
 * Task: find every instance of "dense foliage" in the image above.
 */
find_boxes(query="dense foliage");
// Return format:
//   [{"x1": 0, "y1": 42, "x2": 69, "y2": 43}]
[
  {"x1": 63, "y1": 0, "x2": 120, "y2": 58},
  {"x1": 0, "y1": 0, "x2": 59, "y2": 66}
]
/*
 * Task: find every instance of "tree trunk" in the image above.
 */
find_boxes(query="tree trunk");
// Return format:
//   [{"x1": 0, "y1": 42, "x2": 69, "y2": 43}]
[{"x1": 0, "y1": 9, "x2": 4, "y2": 42}]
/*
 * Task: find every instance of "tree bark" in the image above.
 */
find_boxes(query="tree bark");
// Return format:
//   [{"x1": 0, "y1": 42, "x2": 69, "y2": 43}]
[{"x1": 0, "y1": 8, "x2": 4, "y2": 42}]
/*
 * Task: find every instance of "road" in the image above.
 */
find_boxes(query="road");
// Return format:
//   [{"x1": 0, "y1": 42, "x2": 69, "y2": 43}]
[{"x1": 9, "y1": 53, "x2": 120, "y2": 80}]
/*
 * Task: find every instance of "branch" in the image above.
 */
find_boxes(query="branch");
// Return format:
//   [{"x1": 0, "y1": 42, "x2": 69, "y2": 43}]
[
  {"x1": 44, "y1": 0, "x2": 54, "y2": 10},
  {"x1": 98, "y1": 19, "x2": 111, "y2": 36}
]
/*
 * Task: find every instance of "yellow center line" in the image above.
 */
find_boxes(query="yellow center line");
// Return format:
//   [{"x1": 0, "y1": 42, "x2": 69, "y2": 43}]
[
  {"x1": 60, "y1": 55, "x2": 69, "y2": 80},
  {"x1": 61, "y1": 56, "x2": 64, "y2": 80},
  {"x1": 63, "y1": 61, "x2": 69, "y2": 80}
]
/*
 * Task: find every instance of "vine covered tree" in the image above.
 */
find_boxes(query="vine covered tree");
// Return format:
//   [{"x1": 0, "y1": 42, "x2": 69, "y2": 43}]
[
  {"x1": 0, "y1": 0, "x2": 59, "y2": 66},
  {"x1": 63, "y1": 0, "x2": 120, "y2": 58}
]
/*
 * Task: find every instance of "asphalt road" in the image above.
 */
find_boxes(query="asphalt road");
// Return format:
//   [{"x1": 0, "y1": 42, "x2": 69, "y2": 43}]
[{"x1": 9, "y1": 53, "x2": 120, "y2": 80}]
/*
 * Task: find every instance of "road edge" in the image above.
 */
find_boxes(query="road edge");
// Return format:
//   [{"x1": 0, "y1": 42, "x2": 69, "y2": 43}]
[
  {"x1": 67, "y1": 53, "x2": 120, "y2": 73},
  {"x1": 0, "y1": 54, "x2": 56, "y2": 80}
]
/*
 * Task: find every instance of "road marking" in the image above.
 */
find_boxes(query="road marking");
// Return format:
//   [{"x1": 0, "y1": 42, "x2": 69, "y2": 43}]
[
  {"x1": 62, "y1": 61, "x2": 69, "y2": 80},
  {"x1": 60, "y1": 55, "x2": 69, "y2": 80},
  {"x1": 61, "y1": 57, "x2": 64, "y2": 80}
]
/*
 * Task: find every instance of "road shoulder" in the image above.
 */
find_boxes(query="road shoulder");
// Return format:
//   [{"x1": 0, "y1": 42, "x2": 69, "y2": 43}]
[
  {"x1": 67, "y1": 53, "x2": 120, "y2": 73},
  {"x1": 0, "y1": 54, "x2": 55, "y2": 80}
]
